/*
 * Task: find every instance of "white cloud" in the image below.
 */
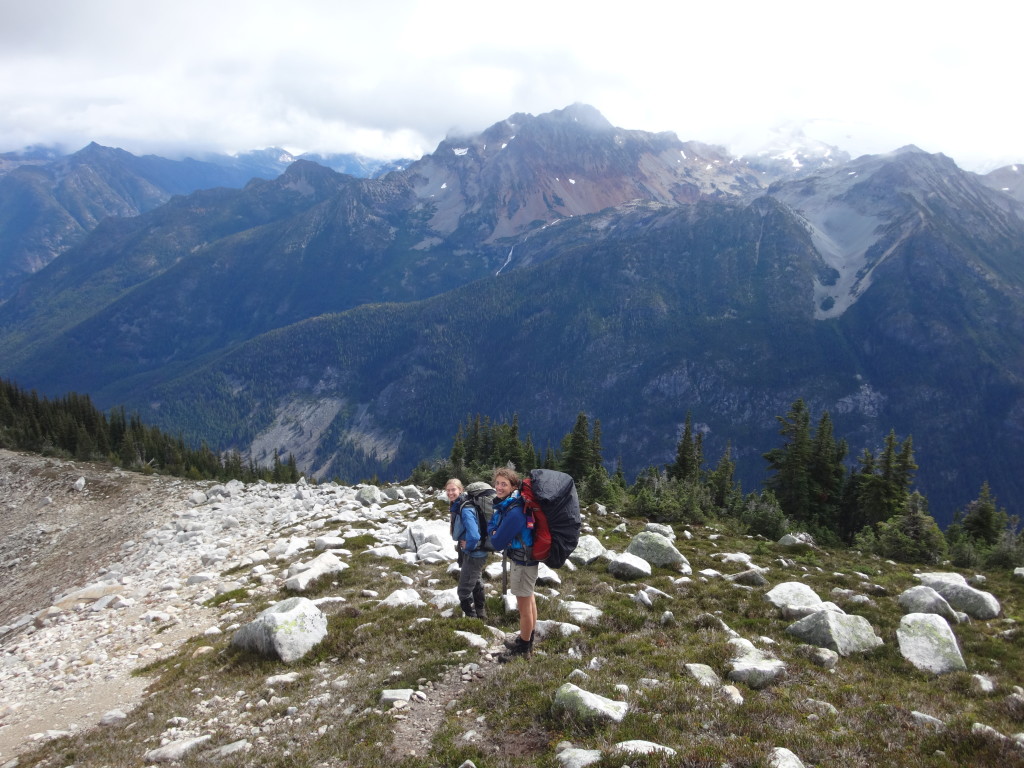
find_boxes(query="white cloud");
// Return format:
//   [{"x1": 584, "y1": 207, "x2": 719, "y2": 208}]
[{"x1": 0, "y1": 0, "x2": 1020, "y2": 170}]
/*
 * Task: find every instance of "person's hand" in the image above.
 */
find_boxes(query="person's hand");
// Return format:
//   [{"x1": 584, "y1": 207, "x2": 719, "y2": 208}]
[{"x1": 459, "y1": 540, "x2": 466, "y2": 550}]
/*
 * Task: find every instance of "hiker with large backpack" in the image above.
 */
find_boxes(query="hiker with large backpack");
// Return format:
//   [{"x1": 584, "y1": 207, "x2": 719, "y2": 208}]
[
  {"x1": 445, "y1": 478, "x2": 493, "y2": 619},
  {"x1": 487, "y1": 467, "x2": 537, "y2": 660}
]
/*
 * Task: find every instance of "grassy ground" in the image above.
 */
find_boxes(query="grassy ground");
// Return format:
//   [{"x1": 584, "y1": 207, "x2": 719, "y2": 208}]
[{"x1": 13, "y1": 513, "x2": 1024, "y2": 768}]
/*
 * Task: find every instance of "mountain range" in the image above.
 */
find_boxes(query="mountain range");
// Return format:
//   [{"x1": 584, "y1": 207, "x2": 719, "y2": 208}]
[
  {"x1": 1, "y1": 103, "x2": 1022, "y2": 527},
  {"x1": 0, "y1": 143, "x2": 407, "y2": 300}
]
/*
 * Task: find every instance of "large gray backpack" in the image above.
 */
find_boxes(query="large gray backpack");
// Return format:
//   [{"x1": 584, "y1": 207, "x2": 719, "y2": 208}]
[{"x1": 461, "y1": 481, "x2": 496, "y2": 552}]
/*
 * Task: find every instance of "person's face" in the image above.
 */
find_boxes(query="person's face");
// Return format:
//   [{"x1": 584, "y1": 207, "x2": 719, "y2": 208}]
[
  {"x1": 494, "y1": 476, "x2": 514, "y2": 499},
  {"x1": 445, "y1": 484, "x2": 461, "y2": 502}
]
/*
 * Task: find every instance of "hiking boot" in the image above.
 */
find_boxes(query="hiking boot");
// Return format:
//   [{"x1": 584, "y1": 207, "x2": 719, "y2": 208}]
[
  {"x1": 498, "y1": 634, "x2": 532, "y2": 662},
  {"x1": 459, "y1": 598, "x2": 477, "y2": 618},
  {"x1": 472, "y1": 584, "x2": 487, "y2": 619},
  {"x1": 502, "y1": 630, "x2": 534, "y2": 650}
]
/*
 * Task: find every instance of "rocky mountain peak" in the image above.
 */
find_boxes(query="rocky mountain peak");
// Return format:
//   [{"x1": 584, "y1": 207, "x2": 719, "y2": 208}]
[
  {"x1": 276, "y1": 158, "x2": 347, "y2": 199},
  {"x1": 403, "y1": 104, "x2": 766, "y2": 243},
  {"x1": 980, "y1": 163, "x2": 1024, "y2": 205}
]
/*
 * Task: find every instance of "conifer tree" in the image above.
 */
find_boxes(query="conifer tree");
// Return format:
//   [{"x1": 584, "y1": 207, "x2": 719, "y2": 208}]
[
  {"x1": 764, "y1": 399, "x2": 813, "y2": 524},
  {"x1": 450, "y1": 431, "x2": 466, "y2": 471},
  {"x1": 807, "y1": 411, "x2": 846, "y2": 531},
  {"x1": 960, "y1": 482, "x2": 1009, "y2": 546},
  {"x1": 668, "y1": 412, "x2": 698, "y2": 482},
  {"x1": 561, "y1": 411, "x2": 593, "y2": 482},
  {"x1": 708, "y1": 442, "x2": 736, "y2": 508},
  {"x1": 590, "y1": 419, "x2": 604, "y2": 473},
  {"x1": 543, "y1": 443, "x2": 557, "y2": 469},
  {"x1": 614, "y1": 457, "x2": 626, "y2": 489},
  {"x1": 523, "y1": 433, "x2": 538, "y2": 471}
]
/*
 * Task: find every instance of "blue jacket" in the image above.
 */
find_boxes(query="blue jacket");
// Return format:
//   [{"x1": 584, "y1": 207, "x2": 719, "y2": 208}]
[
  {"x1": 450, "y1": 494, "x2": 488, "y2": 559},
  {"x1": 488, "y1": 491, "x2": 535, "y2": 562}
]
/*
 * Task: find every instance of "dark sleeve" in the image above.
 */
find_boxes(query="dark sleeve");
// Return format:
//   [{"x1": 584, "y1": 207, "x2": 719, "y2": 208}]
[{"x1": 489, "y1": 501, "x2": 525, "y2": 551}]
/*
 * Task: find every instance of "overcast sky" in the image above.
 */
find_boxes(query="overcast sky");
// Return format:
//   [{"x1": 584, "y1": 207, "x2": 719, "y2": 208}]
[{"x1": 1, "y1": 0, "x2": 1019, "y2": 172}]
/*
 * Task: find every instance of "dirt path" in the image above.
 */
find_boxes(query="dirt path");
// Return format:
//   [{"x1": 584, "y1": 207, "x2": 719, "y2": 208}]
[
  {"x1": 0, "y1": 450, "x2": 211, "y2": 760},
  {"x1": 0, "y1": 449, "x2": 186, "y2": 626}
]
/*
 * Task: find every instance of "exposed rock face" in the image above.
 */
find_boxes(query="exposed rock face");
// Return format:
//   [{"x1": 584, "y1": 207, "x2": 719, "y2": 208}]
[{"x1": 407, "y1": 103, "x2": 764, "y2": 244}]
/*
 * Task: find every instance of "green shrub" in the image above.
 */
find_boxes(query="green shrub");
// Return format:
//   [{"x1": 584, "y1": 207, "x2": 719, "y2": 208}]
[
  {"x1": 738, "y1": 490, "x2": 789, "y2": 540},
  {"x1": 983, "y1": 528, "x2": 1024, "y2": 569},
  {"x1": 876, "y1": 499, "x2": 947, "y2": 565},
  {"x1": 949, "y1": 539, "x2": 983, "y2": 568}
]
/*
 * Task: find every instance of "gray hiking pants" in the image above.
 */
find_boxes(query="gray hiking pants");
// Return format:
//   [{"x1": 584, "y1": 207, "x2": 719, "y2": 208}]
[{"x1": 457, "y1": 553, "x2": 488, "y2": 601}]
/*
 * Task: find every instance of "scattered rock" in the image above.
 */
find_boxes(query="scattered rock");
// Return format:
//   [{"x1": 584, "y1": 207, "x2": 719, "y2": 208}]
[
  {"x1": 786, "y1": 610, "x2": 883, "y2": 656},
  {"x1": 625, "y1": 531, "x2": 691, "y2": 572},
  {"x1": 283, "y1": 551, "x2": 348, "y2": 591},
  {"x1": 569, "y1": 535, "x2": 607, "y2": 565},
  {"x1": 685, "y1": 663, "x2": 721, "y2": 688},
  {"x1": 143, "y1": 735, "x2": 212, "y2": 763},
  {"x1": 769, "y1": 746, "x2": 807, "y2": 768},
  {"x1": 553, "y1": 683, "x2": 628, "y2": 723},
  {"x1": 613, "y1": 739, "x2": 676, "y2": 756},
  {"x1": 231, "y1": 597, "x2": 328, "y2": 662},
  {"x1": 98, "y1": 709, "x2": 127, "y2": 726},
  {"x1": 559, "y1": 600, "x2": 604, "y2": 626},
  {"x1": 766, "y1": 582, "x2": 823, "y2": 613},
  {"x1": 916, "y1": 573, "x2": 1001, "y2": 620},
  {"x1": 897, "y1": 585, "x2": 960, "y2": 624},
  {"x1": 778, "y1": 533, "x2": 815, "y2": 549},
  {"x1": 607, "y1": 551, "x2": 653, "y2": 579},
  {"x1": 896, "y1": 614, "x2": 966, "y2": 674},
  {"x1": 910, "y1": 711, "x2": 947, "y2": 730},
  {"x1": 726, "y1": 638, "x2": 787, "y2": 689}
]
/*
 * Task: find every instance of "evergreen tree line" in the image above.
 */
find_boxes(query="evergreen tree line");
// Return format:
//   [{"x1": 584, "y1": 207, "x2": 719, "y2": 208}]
[
  {"x1": 2, "y1": 376, "x2": 1018, "y2": 568},
  {"x1": 411, "y1": 400, "x2": 1022, "y2": 570},
  {"x1": 0, "y1": 378, "x2": 300, "y2": 483}
]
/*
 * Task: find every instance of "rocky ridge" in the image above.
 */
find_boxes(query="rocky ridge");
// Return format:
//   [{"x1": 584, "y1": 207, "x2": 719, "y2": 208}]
[{"x1": 2, "y1": 450, "x2": 1024, "y2": 767}]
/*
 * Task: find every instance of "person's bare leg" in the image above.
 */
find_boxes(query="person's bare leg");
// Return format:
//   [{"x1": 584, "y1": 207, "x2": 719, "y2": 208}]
[{"x1": 517, "y1": 595, "x2": 536, "y2": 641}]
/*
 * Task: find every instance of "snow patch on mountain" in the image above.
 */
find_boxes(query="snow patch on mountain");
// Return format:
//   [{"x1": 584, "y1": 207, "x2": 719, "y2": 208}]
[{"x1": 794, "y1": 200, "x2": 884, "y2": 319}]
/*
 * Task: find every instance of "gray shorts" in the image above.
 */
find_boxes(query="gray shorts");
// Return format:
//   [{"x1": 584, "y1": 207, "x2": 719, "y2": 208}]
[{"x1": 508, "y1": 561, "x2": 538, "y2": 597}]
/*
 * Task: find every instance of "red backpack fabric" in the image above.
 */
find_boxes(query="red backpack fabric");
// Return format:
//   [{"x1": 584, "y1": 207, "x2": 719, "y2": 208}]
[{"x1": 520, "y1": 469, "x2": 581, "y2": 568}]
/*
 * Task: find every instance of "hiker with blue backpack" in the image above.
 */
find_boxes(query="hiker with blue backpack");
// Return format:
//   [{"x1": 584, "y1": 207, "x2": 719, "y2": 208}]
[
  {"x1": 487, "y1": 467, "x2": 538, "y2": 660},
  {"x1": 445, "y1": 478, "x2": 493, "y2": 619}
]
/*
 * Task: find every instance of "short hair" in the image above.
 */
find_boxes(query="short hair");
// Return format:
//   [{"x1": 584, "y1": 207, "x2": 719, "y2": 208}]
[
  {"x1": 445, "y1": 478, "x2": 465, "y2": 492},
  {"x1": 492, "y1": 467, "x2": 520, "y2": 487}
]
